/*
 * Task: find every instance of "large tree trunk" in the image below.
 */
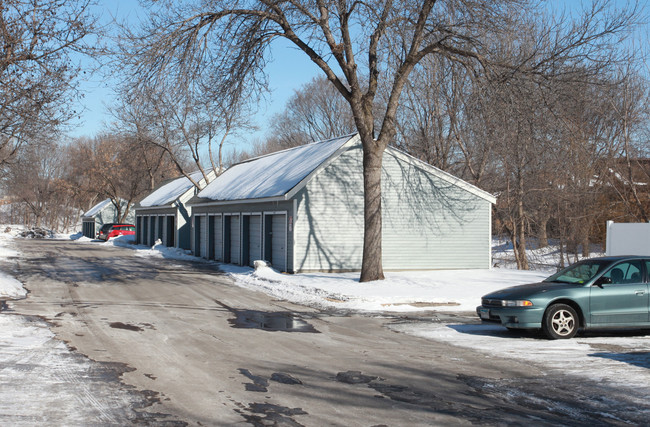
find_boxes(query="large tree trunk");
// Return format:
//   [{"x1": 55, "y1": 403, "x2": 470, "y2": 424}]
[{"x1": 359, "y1": 144, "x2": 385, "y2": 282}]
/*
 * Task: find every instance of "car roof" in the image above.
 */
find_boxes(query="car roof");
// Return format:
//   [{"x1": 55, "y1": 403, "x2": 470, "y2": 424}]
[{"x1": 580, "y1": 255, "x2": 649, "y2": 262}]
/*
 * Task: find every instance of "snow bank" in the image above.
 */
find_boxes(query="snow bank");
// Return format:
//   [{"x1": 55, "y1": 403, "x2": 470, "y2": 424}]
[
  {"x1": 0, "y1": 226, "x2": 26, "y2": 299},
  {"x1": 220, "y1": 263, "x2": 550, "y2": 312},
  {"x1": 0, "y1": 270, "x2": 25, "y2": 299}
]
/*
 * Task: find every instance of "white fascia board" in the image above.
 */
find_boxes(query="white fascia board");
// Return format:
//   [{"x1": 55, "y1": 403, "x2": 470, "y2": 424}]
[
  {"x1": 189, "y1": 195, "x2": 287, "y2": 208},
  {"x1": 135, "y1": 204, "x2": 175, "y2": 212},
  {"x1": 386, "y1": 146, "x2": 497, "y2": 204},
  {"x1": 194, "y1": 169, "x2": 218, "y2": 190},
  {"x1": 285, "y1": 134, "x2": 361, "y2": 200},
  {"x1": 178, "y1": 187, "x2": 197, "y2": 205}
]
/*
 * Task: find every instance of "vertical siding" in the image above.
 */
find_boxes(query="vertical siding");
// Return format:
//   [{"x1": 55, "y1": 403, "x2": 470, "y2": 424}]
[
  {"x1": 230, "y1": 215, "x2": 241, "y2": 264},
  {"x1": 294, "y1": 143, "x2": 492, "y2": 271},
  {"x1": 271, "y1": 214, "x2": 287, "y2": 271},
  {"x1": 213, "y1": 215, "x2": 223, "y2": 261},
  {"x1": 201, "y1": 215, "x2": 209, "y2": 258},
  {"x1": 249, "y1": 215, "x2": 262, "y2": 266}
]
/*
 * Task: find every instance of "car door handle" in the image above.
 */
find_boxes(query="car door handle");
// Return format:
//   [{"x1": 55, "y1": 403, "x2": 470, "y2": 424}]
[{"x1": 635, "y1": 290, "x2": 645, "y2": 295}]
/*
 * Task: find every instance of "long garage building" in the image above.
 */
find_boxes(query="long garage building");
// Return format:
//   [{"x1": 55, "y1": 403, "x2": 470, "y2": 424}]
[{"x1": 188, "y1": 134, "x2": 496, "y2": 273}]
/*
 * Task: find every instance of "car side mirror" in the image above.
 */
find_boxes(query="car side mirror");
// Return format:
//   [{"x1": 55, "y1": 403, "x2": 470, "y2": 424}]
[{"x1": 594, "y1": 276, "x2": 612, "y2": 288}]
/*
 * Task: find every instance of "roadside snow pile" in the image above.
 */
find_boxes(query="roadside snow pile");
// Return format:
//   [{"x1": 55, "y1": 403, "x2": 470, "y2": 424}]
[
  {"x1": 221, "y1": 263, "x2": 550, "y2": 312},
  {"x1": 0, "y1": 270, "x2": 25, "y2": 299},
  {"x1": 103, "y1": 234, "x2": 136, "y2": 246},
  {"x1": 0, "y1": 226, "x2": 26, "y2": 299},
  {"x1": 127, "y1": 238, "x2": 202, "y2": 261}
]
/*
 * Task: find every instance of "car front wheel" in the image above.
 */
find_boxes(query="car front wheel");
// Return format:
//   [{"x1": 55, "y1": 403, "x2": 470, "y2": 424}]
[{"x1": 543, "y1": 304, "x2": 578, "y2": 339}]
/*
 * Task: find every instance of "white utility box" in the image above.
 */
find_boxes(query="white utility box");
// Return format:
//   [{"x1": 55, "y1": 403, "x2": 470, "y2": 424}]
[{"x1": 605, "y1": 220, "x2": 650, "y2": 256}]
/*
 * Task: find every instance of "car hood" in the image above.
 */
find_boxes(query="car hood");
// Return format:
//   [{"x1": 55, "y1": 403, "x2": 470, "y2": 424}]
[{"x1": 482, "y1": 281, "x2": 584, "y2": 299}]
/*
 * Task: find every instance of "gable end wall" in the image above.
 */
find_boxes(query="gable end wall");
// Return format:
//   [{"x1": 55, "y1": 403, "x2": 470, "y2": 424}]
[{"x1": 294, "y1": 144, "x2": 492, "y2": 272}]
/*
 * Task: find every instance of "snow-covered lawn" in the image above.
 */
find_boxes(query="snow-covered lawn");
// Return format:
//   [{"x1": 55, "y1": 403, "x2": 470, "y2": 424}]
[
  {"x1": 99, "y1": 234, "x2": 553, "y2": 313},
  {"x1": 220, "y1": 264, "x2": 549, "y2": 312}
]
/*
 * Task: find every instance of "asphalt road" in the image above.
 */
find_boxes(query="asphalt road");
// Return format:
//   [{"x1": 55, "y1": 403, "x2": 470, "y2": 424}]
[{"x1": 7, "y1": 239, "x2": 649, "y2": 425}]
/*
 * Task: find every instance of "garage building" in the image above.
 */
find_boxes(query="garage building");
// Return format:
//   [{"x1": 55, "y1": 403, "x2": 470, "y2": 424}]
[
  {"x1": 135, "y1": 170, "x2": 216, "y2": 249},
  {"x1": 81, "y1": 198, "x2": 135, "y2": 239},
  {"x1": 188, "y1": 134, "x2": 496, "y2": 273}
]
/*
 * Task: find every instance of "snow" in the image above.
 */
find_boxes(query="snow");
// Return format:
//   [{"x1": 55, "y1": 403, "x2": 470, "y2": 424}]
[
  {"x1": 198, "y1": 134, "x2": 356, "y2": 201},
  {"x1": 220, "y1": 264, "x2": 549, "y2": 312},
  {"x1": 139, "y1": 171, "x2": 204, "y2": 207},
  {"x1": 389, "y1": 321, "x2": 650, "y2": 390},
  {"x1": 101, "y1": 238, "x2": 650, "y2": 392},
  {"x1": 82, "y1": 198, "x2": 112, "y2": 218},
  {"x1": 2, "y1": 228, "x2": 650, "y2": 415},
  {"x1": 0, "y1": 226, "x2": 26, "y2": 299}
]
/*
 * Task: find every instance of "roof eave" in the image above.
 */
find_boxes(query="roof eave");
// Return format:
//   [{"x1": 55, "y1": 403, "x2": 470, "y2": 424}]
[
  {"x1": 386, "y1": 146, "x2": 497, "y2": 204},
  {"x1": 284, "y1": 133, "x2": 360, "y2": 200},
  {"x1": 189, "y1": 195, "x2": 288, "y2": 208}
]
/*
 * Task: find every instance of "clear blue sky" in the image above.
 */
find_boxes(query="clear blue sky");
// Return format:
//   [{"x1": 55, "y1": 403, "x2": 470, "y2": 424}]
[
  {"x1": 68, "y1": 0, "x2": 648, "y2": 153},
  {"x1": 67, "y1": 1, "x2": 321, "y2": 155}
]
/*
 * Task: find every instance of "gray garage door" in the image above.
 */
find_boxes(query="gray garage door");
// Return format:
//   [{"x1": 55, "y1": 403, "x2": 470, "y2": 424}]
[
  {"x1": 248, "y1": 215, "x2": 262, "y2": 267},
  {"x1": 195, "y1": 215, "x2": 207, "y2": 257},
  {"x1": 212, "y1": 215, "x2": 223, "y2": 261},
  {"x1": 230, "y1": 215, "x2": 240, "y2": 265},
  {"x1": 264, "y1": 214, "x2": 286, "y2": 272}
]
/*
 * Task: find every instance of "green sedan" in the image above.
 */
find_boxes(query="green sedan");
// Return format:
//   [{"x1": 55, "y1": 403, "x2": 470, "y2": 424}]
[{"x1": 477, "y1": 256, "x2": 650, "y2": 339}]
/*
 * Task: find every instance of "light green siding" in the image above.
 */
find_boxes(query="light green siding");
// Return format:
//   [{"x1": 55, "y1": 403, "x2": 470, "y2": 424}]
[
  {"x1": 82, "y1": 199, "x2": 135, "y2": 239},
  {"x1": 294, "y1": 143, "x2": 492, "y2": 272},
  {"x1": 293, "y1": 148, "x2": 364, "y2": 271}
]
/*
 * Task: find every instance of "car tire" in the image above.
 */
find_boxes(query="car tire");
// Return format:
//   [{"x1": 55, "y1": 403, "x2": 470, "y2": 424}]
[{"x1": 543, "y1": 304, "x2": 578, "y2": 339}]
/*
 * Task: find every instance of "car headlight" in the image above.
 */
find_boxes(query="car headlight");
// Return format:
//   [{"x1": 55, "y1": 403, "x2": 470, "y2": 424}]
[{"x1": 503, "y1": 300, "x2": 533, "y2": 307}]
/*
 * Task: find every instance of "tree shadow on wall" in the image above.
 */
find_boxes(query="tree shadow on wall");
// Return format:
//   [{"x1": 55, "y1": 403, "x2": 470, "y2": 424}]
[{"x1": 296, "y1": 146, "x2": 484, "y2": 272}]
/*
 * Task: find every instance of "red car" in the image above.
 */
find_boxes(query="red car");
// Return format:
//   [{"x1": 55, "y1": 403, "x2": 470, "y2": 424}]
[{"x1": 97, "y1": 223, "x2": 136, "y2": 241}]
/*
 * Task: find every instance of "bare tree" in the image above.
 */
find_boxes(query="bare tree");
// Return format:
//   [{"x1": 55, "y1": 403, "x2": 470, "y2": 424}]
[
  {"x1": 1, "y1": 136, "x2": 80, "y2": 231},
  {"x1": 66, "y1": 133, "x2": 178, "y2": 221},
  {"x1": 0, "y1": 0, "x2": 97, "y2": 165},
  {"x1": 268, "y1": 75, "x2": 356, "y2": 149},
  {"x1": 121, "y1": 0, "x2": 639, "y2": 280}
]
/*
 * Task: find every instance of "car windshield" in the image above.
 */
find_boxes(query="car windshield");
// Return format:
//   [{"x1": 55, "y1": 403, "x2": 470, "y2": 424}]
[{"x1": 544, "y1": 260, "x2": 612, "y2": 284}]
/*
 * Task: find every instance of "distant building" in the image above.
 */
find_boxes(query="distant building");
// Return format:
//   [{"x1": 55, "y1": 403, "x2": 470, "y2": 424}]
[
  {"x1": 134, "y1": 170, "x2": 216, "y2": 249},
  {"x1": 187, "y1": 134, "x2": 496, "y2": 273},
  {"x1": 81, "y1": 198, "x2": 135, "y2": 239}
]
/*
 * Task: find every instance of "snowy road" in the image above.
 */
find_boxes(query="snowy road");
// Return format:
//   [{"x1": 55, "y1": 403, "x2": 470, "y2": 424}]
[{"x1": 4, "y1": 238, "x2": 650, "y2": 425}]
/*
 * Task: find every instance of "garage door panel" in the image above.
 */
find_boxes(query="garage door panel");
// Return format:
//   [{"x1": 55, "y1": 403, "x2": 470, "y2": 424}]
[
  {"x1": 271, "y1": 214, "x2": 286, "y2": 272},
  {"x1": 249, "y1": 215, "x2": 262, "y2": 267},
  {"x1": 230, "y1": 216, "x2": 240, "y2": 265},
  {"x1": 214, "y1": 216, "x2": 223, "y2": 261}
]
